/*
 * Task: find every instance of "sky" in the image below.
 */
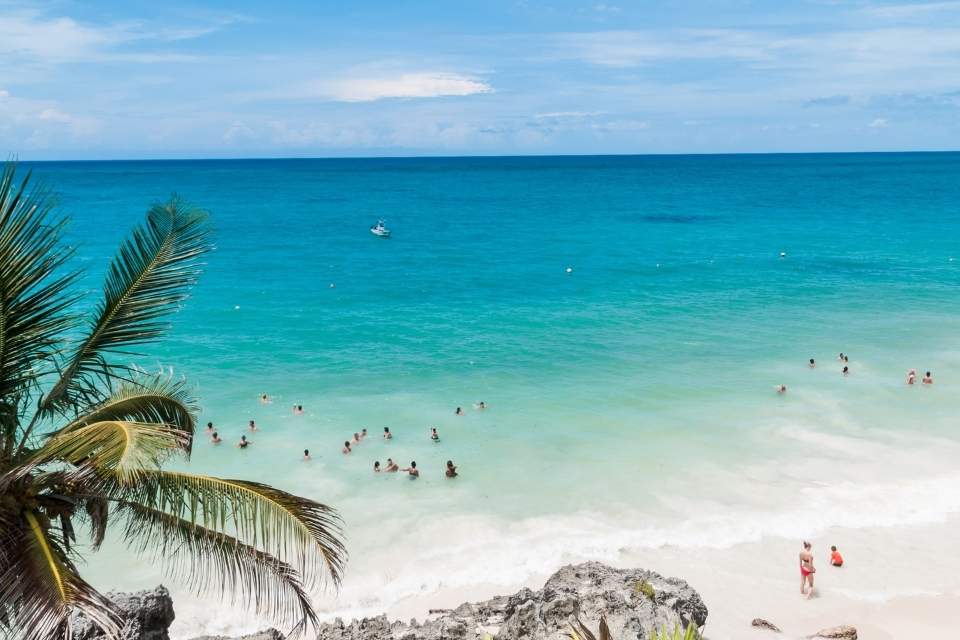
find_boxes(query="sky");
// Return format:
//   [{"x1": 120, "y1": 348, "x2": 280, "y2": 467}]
[{"x1": 1, "y1": 0, "x2": 959, "y2": 159}]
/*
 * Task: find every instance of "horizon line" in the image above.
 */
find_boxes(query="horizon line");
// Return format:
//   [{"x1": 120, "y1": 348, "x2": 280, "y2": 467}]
[{"x1": 17, "y1": 149, "x2": 960, "y2": 163}]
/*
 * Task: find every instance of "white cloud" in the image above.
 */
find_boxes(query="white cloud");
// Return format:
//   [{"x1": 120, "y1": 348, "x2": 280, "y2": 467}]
[
  {"x1": 868, "y1": 117, "x2": 890, "y2": 128},
  {"x1": 863, "y1": 2, "x2": 960, "y2": 18},
  {"x1": 321, "y1": 72, "x2": 493, "y2": 102}
]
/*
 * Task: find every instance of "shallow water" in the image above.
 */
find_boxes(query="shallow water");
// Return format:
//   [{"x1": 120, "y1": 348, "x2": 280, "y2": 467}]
[{"x1": 25, "y1": 153, "x2": 960, "y2": 635}]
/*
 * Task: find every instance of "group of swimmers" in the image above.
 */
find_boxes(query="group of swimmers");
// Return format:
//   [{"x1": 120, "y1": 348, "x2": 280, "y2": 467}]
[
  {"x1": 799, "y1": 541, "x2": 845, "y2": 600},
  {"x1": 776, "y1": 353, "x2": 934, "y2": 393}
]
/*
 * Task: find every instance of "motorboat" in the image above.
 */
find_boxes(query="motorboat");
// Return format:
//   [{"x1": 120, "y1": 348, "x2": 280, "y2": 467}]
[{"x1": 370, "y1": 220, "x2": 391, "y2": 238}]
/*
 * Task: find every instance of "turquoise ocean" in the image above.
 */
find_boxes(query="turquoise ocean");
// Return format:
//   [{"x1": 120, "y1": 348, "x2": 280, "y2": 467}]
[{"x1": 27, "y1": 153, "x2": 960, "y2": 634}]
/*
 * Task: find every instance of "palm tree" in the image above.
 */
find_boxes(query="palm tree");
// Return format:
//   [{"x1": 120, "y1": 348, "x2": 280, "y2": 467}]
[{"x1": 0, "y1": 163, "x2": 346, "y2": 640}]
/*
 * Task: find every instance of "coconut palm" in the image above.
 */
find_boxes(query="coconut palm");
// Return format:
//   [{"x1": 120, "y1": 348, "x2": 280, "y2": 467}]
[{"x1": 0, "y1": 163, "x2": 346, "y2": 640}]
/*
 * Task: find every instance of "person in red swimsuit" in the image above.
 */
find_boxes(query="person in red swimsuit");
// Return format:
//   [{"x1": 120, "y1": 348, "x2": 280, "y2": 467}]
[{"x1": 799, "y1": 541, "x2": 816, "y2": 599}]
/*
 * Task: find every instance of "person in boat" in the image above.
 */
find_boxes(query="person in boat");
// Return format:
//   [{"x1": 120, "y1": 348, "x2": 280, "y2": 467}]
[
  {"x1": 383, "y1": 427, "x2": 392, "y2": 440},
  {"x1": 403, "y1": 461, "x2": 419, "y2": 478},
  {"x1": 808, "y1": 358, "x2": 815, "y2": 368},
  {"x1": 799, "y1": 541, "x2": 816, "y2": 598},
  {"x1": 342, "y1": 441, "x2": 351, "y2": 454},
  {"x1": 446, "y1": 460, "x2": 458, "y2": 478},
  {"x1": 373, "y1": 461, "x2": 381, "y2": 473},
  {"x1": 238, "y1": 435, "x2": 251, "y2": 449},
  {"x1": 303, "y1": 449, "x2": 311, "y2": 461},
  {"x1": 211, "y1": 431, "x2": 222, "y2": 444},
  {"x1": 385, "y1": 458, "x2": 399, "y2": 472},
  {"x1": 455, "y1": 407, "x2": 463, "y2": 416},
  {"x1": 431, "y1": 428, "x2": 439, "y2": 442},
  {"x1": 248, "y1": 419, "x2": 257, "y2": 432},
  {"x1": 923, "y1": 371, "x2": 934, "y2": 384},
  {"x1": 830, "y1": 545, "x2": 844, "y2": 567}
]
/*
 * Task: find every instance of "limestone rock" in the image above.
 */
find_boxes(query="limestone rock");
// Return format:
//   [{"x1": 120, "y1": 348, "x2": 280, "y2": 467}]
[
  {"x1": 811, "y1": 625, "x2": 857, "y2": 639},
  {"x1": 71, "y1": 586, "x2": 175, "y2": 640}
]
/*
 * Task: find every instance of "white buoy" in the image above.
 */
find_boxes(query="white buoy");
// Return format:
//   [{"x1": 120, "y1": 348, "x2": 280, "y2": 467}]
[
  {"x1": 330, "y1": 283, "x2": 336, "y2": 288},
  {"x1": 565, "y1": 267, "x2": 573, "y2": 273},
  {"x1": 234, "y1": 305, "x2": 240, "y2": 310},
  {"x1": 780, "y1": 251, "x2": 787, "y2": 258}
]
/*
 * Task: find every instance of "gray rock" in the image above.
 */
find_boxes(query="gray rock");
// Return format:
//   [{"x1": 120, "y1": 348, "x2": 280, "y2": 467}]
[
  {"x1": 810, "y1": 626, "x2": 857, "y2": 639},
  {"x1": 190, "y1": 630, "x2": 285, "y2": 640},
  {"x1": 751, "y1": 618, "x2": 782, "y2": 632},
  {"x1": 315, "y1": 561, "x2": 708, "y2": 640},
  {"x1": 71, "y1": 586, "x2": 175, "y2": 640}
]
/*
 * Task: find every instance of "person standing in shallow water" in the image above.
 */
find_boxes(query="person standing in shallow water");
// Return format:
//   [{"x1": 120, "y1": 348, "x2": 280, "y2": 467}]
[
  {"x1": 446, "y1": 460, "x2": 458, "y2": 478},
  {"x1": 799, "y1": 541, "x2": 816, "y2": 599},
  {"x1": 923, "y1": 371, "x2": 934, "y2": 384},
  {"x1": 808, "y1": 358, "x2": 815, "y2": 368},
  {"x1": 342, "y1": 441, "x2": 351, "y2": 454},
  {"x1": 383, "y1": 427, "x2": 392, "y2": 440},
  {"x1": 403, "y1": 461, "x2": 419, "y2": 478}
]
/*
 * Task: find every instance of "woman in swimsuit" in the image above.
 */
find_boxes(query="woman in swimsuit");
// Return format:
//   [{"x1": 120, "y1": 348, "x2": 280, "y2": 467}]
[
  {"x1": 238, "y1": 435, "x2": 251, "y2": 449},
  {"x1": 431, "y1": 428, "x2": 439, "y2": 442},
  {"x1": 799, "y1": 541, "x2": 815, "y2": 599}
]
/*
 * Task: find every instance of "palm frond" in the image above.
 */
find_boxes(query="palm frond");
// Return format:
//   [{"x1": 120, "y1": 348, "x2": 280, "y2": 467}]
[
  {"x1": 37, "y1": 196, "x2": 210, "y2": 418},
  {"x1": 117, "y1": 501, "x2": 318, "y2": 636},
  {"x1": 62, "y1": 374, "x2": 197, "y2": 455},
  {"x1": 0, "y1": 162, "x2": 79, "y2": 453},
  {"x1": 568, "y1": 615, "x2": 611, "y2": 640},
  {"x1": 0, "y1": 510, "x2": 120, "y2": 640},
  {"x1": 29, "y1": 421, "x2": 190, "y2": 482},
  {"x1": 113, "y1": 470, "x2": 346, "y2": 588}
]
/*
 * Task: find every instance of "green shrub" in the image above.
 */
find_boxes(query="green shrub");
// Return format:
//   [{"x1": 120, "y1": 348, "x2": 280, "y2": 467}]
[{"x1": 635, "y1": 580, "x2": 656, "y2": 600}]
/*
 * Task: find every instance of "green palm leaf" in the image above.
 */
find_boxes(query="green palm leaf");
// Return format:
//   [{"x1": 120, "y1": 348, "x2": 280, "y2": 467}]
[
  {"x1": 117, "y1": 501, "x2": 318, "y2": 635},
  {"x1": 0, "y1": 510, "x2": 120, "y2": 640},
  {"x1": 0, "y1": 163, "x2": 79, "y2": 456},
  {"x1": 29, "y1": 421, "x2": 190, "y2": 482},
  {"x1": 37, "y1": 196, "x2": 210, "y2": 417},
  {"x1": 63, "y1": 374, "x2": 197, "y2": 455},
  {"x1": 114, "y1": 470, "x2": 346, "y2": 587}
]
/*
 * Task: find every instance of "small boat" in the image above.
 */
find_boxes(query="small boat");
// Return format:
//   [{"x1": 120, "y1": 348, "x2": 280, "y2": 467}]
[{"x1": 370, "y1": 220, "x2": 391, "y2": 238}]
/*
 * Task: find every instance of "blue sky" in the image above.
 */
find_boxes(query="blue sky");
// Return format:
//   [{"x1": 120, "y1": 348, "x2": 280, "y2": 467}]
[{"x1": 2, "y1": 0, "x2": 959, "y2": 158}]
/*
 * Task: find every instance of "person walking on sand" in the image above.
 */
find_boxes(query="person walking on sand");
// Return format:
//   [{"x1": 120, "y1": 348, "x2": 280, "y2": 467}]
[{"x1": 800, "y1": 541, "x2": 816, "y2": 598}]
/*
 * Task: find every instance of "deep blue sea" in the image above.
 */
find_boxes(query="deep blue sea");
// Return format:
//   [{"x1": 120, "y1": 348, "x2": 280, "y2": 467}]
[{"x1": 25, "y1": 153, "x2": 960, "y2": 635}]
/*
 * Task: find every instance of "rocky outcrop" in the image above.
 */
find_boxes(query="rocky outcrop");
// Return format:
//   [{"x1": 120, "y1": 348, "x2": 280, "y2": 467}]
[
  {"x1": 71, "y1": 586, "x2": 175, "y2": 640},
  {"x1": 316, "y1": 561, "x2": 708, "y2": 640},
  {"x1": 190, "y1": 630, "x2": 284, "y2": 640}
]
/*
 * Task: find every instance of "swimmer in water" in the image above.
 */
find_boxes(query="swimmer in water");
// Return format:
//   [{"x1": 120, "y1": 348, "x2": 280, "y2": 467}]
[
  {"x1": 248, "y1": 420, "x2": 257, "y2": 432},
  {"x1": 293, "y1": 404, "x2": 304, "y2": 415},
  {"x1": 373, "y1": 461, "x2": 381, "y2": 473},
  {"x1": 843, "y1": 354, "x2": 849, "y2": 363},
  {"x1": 205, "y1": 421, "x2": 214, "y2": 434},
  {"x1": 923, "y1": 371, "x2": 934, "y2": 384},
  {"x1": 303, "y1": 449, "x2": 311, "y2": 461},
  {"x1": 776, "y1": 384, "x2": 787, "y2": 394},
  {"x1": 430, "y1": 427, "x2": 439, "y2": 442},
  {"x1": 238, "y1": 435, "x2": 251, "y2": 449},
  {"x1": 907, "y1": 369, "x2": 917, "y2": 385},
  {"x1": 342, "y1": 441, "x2": 351, "y2": 454},
  {"x1": 361, "y1": 428, "x2": 368, "y2": 439},
  {"x1": 838, "y1": 352, "x2": 844, "y2": 362},
  {"x1": 446, "y1": 460, "x2": 458, "y2": 478},
  {"x1": 403, "y1": 461, "x2": 419, "y2": 478},
  {"x1": 352, "y1": 432, "x2": 361, "y2": 444},
  {"x1": 455, "y1": 407, "x2": 463, "y2": 416},
  {"x1": 385, "y1": 458, "x2": 399, "y2": 472},
  {"x1": 383, "y1": 426, "x2": 392, "y2": 440},
  {"x1": 476, "y1": 401, "x2": 487, "y2": 410},
  {"x1": 260, "y1": 393, "x2": 270, "y2": 404},
  {"x1": 842, "y1": 365, "x2": 849, "y2": 376},
  {"x1": 211, "y1": 431, "x2": 222, "y2": 444},
  {"x1": 808, "y1": 358, "x2": 816, "y2": 368}
]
